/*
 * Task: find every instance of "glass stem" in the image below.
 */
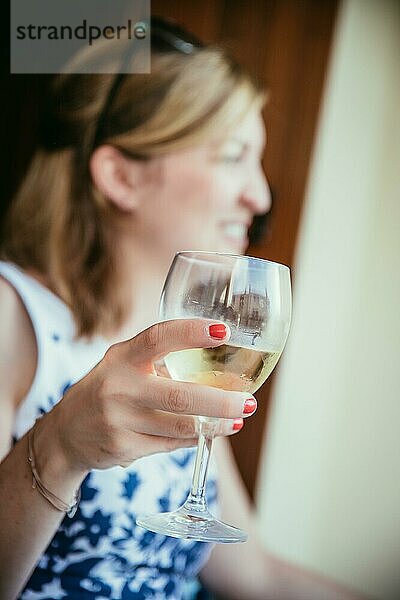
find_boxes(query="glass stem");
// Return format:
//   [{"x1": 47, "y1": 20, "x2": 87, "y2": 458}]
[{"x1": 184, "y1": 420, "x2": 216, "y2": 513}]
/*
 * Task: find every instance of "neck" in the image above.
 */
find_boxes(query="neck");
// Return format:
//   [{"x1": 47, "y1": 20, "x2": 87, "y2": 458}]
[{"x1": 112, "y1": 238, "x2": 173, "y2": 342}]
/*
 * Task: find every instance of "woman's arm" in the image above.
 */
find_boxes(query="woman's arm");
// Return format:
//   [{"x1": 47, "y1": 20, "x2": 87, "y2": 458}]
[
  {"x1": 201, "y1": 437, "x2": 366, "y2": 600},
  {"x1": 0, "y1": 277, "x2": 37, "y2": 459},
  {"x1": 0, "y1": 308, "x2": 252, "y2": 599},
  {"x1": 0, "y1": 278, "x2": 87, "y2": 598},
  {"x1": 0, "y1": 420, "x2": 88, "y2": 598}
]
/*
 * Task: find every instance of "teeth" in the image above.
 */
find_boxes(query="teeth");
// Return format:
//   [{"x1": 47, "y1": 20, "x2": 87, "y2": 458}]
[{"x1": 222, "y1": 223, "x2": 247, "y2": 239}]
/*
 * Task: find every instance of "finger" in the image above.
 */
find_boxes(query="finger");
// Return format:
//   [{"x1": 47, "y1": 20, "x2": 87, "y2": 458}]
[
  {"x1": 221, "y1": 418, "x2": 244, "y2": 435},
  {"x1": 118, "y1": 420, "x2": 244, "y2": 468},
  {"x1": 127, "y1": 319, "x2": 231, "y2": 365},
  {"x1": 125, "y1": 409, "x2": 197, "y2": 438},
  {"x1": 198, "y1": 417, "x2": 245, "y2": 437},
  {"x1": 118, "y1": 433, "x2": 199, "y2": 467},
  {"x1": 136, "y1": 376, "x2": 257, "y2": 419},
  {"x1": 123, "y1": 409, "x2": 244, "y2": 438}
]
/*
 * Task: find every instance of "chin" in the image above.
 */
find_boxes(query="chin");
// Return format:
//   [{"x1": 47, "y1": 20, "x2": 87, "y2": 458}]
[
  {"x1": 180, "y1": 237, "x2": 247, "y2": 255},
  {"x1": 219, "y1": 239, "x2": 248, "y2": 255}
]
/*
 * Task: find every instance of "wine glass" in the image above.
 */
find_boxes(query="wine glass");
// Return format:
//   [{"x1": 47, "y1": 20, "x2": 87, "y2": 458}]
[{"x1": 136, "y1": 251, "x2": 291, "y2": 543}]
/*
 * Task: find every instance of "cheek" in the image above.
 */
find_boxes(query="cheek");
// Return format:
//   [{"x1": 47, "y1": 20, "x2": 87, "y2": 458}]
[
  {"x1": 161, "y1": 176, "x2": 220, "y2": 249},
  {"x1": 166, "y1": 168, "x2": 220, "y2": 215}
]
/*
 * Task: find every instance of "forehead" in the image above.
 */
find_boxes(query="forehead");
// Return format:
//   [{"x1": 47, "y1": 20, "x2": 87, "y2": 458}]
[
  {"x1": 228, "y1": 108, "x2": 266, "y2": 146},
  {"x1": 202, "y1": 107, "x2": 266, "y2": 157}
]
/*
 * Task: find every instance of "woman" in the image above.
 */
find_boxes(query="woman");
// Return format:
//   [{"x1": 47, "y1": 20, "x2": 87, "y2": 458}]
[{"x1": 0, "y1": 18, "x2": 361, "y2": 600}]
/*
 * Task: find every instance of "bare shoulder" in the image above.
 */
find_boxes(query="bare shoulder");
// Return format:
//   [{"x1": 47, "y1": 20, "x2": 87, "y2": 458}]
[{"x1": 0, "y1": 275, "x2": 37, "y2": 409}]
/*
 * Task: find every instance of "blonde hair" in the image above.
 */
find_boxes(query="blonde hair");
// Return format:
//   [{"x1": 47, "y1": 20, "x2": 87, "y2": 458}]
[{"x1": 2, "y1": 43, "x2": 264, "y2": 337}]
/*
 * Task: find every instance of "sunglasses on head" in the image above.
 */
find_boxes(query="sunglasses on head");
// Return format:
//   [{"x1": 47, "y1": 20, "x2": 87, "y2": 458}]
[
  {"x1": 91, "y1": 16, "x2": 204, "y2": 150},
  {"x1": 40, "y1": 18, "x2": 204, "y2": 155}
]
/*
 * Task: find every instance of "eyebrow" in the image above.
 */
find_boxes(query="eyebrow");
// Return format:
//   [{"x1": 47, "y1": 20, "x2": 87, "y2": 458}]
[
  {"x1": 232, "y1": 141, "x2": 266, "y2": 162},
  {"x1": 228, "y1": 137, "x2": 265, "y2": 154}
]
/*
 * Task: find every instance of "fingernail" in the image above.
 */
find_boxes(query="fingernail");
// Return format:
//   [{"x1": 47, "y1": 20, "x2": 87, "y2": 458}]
[
  {"x1": 243, "y1": 398, "x2": 257, "y2": 415},
  {"x1": 232, "y1": 418, "x2": 244, "y2": 432},
  {"x1": 209, "y1": 323, "x2": 227, "y2": 339}
]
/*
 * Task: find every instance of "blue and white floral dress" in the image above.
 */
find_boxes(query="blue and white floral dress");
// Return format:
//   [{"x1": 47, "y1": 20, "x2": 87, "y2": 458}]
[{"x1": 0, "y1": 262, "x2": 217, "y2": 600}]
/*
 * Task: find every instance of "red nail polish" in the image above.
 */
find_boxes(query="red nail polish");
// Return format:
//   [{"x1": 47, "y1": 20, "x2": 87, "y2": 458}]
[
  {"x1": 209, "y1": 324, "x2": 227, "y2": 339},
  {"x1": 232, "y1": 419, "x2": 243, "y2": 431},
  {"x1": 243, "y1": 398, "x2": 257, "y2": 414}
]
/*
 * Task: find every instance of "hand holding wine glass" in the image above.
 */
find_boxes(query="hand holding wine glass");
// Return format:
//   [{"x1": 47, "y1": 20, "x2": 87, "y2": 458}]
[{"x1": 137, "y1": 251, "x2": 292, "y2": 543}]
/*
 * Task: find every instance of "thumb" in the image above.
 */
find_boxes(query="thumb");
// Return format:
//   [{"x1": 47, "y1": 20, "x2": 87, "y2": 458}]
[{"x1": 127, "y1": 319, "x2": 231, "y2": 366}]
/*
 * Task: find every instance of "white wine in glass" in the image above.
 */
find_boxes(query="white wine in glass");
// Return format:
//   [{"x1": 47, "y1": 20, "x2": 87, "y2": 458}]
[
  {"x1": 136, "y1": 251, "x2": 292, "y2": 543},
  {"x1": 165, "y1": 344, "x2": 282, "y2": 393}
]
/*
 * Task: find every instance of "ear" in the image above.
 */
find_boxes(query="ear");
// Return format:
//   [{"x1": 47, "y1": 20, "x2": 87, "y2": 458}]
[{"x1": 89, "y1": 145, "x2": 142, "y2": 213}]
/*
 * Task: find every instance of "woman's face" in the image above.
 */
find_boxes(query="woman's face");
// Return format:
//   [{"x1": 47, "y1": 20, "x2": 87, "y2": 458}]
[{"x1": 135, "y1": 107, "x2": 271, "y2": 261}]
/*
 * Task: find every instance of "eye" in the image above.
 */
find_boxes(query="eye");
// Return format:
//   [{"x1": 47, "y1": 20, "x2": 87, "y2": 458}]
[
  {"x1": 221, "y1": 153, "x2": 245, "y2": 164},
  {"x1": 218, "y1": 139, "x2": 247, "y2": 164}
]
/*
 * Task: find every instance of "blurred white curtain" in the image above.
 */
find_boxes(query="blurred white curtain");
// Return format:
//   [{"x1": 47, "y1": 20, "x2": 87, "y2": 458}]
[{"x1": 256, "y1": 0, "x2": 400, "y2": 597}]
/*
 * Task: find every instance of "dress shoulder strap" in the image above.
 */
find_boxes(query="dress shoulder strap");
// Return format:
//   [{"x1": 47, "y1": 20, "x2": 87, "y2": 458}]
[{"x1": 0, "y1": 261, "x2": 75, "y2": 341}]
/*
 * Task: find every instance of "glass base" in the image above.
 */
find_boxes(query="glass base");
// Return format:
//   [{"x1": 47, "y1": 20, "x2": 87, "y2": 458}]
[{"x1": 136, "y1": 503, "x2": 247, "y2": 543}]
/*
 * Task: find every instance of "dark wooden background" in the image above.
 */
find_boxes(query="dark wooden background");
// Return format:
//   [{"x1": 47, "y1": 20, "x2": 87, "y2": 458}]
[{"x1": 1, "y1": 0, "x2": 338, "y2": 499}]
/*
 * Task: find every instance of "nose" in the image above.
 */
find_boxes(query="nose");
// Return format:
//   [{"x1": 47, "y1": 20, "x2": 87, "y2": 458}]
[{"x1": 241, "y1": 167, "x2": 272, "y2": 215}]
